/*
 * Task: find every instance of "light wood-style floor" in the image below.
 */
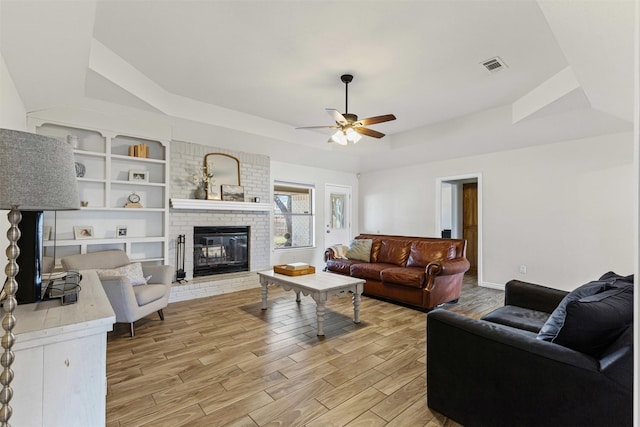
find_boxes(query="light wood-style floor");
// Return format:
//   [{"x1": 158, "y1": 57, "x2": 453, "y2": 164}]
[{"x1": 106, "y1": 275, "x2": 503, "y2": 427}]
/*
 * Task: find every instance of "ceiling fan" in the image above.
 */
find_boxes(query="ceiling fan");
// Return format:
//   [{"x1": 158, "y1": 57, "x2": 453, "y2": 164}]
[{"x1": 297, "y1": 74, "x2": 396, "y2": 145}]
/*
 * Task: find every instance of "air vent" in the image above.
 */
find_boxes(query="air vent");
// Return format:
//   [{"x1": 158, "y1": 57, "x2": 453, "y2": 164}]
[{"x1": 481, "y1": 56, "x2": 507, "y2": 73}]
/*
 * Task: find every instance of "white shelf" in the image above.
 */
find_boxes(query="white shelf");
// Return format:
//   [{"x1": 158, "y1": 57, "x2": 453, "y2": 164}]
[
  {"x1": 43, "y1": 236, "x2": 166, "y2": 247},
  {"x1": 112, "y1": 180, "x2": 166, "y2": 187},
  {"x1": 170, "y1": 198, "x2": 272, "y2": 211},
  {"x1": 73, "y1": 149, "x2": 106, "y2": 158},
  {"x1": 111, "y1": 154, "x2": 166, "y2": 164}
]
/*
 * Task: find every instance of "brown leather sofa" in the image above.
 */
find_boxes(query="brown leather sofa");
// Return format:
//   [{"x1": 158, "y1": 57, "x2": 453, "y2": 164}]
[{"x1": 324, "y1": 234, "x2": 470, "y2": 311}]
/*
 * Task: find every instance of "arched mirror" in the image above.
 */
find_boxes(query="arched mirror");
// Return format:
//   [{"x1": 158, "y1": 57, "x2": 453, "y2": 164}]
[{"x1": 205, "y1": 153, "x2": 240, "y2": 200}]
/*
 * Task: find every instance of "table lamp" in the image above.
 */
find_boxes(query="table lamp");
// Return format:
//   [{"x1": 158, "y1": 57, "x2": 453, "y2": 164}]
[{"x1": 0, "y1": 129, "x2": 79, "y2": 424}]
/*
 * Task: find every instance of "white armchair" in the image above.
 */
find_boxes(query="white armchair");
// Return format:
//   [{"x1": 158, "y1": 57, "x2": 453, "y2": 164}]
[{"x1": 61, "y1": 250, "x2": 172, "y2": 337}]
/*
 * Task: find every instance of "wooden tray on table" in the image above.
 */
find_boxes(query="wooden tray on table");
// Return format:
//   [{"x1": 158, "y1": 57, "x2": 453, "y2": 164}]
[{"x1": 273, "y1": 265, "x2": 316, "y2": 276}]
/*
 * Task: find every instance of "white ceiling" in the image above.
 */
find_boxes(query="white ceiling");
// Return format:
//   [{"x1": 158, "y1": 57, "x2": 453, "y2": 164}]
[{"x1": 0, "y1": 0, "x2": 635, "y2": 172}]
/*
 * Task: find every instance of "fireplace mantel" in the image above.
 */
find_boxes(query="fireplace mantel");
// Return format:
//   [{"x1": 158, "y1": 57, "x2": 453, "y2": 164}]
[{"x1": 170, "y1": 198, "x2": 272, "y2": 211}]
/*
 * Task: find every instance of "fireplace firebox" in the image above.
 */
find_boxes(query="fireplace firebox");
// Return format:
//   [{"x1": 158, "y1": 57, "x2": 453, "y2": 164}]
[{"x1": 193, "y1": 226, "x2": 249, "y2": 277}]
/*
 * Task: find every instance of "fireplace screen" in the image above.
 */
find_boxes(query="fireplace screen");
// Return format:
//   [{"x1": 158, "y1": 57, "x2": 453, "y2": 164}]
[{"x1": 193, "y1": 226, "x2": 249, "y2": 276}]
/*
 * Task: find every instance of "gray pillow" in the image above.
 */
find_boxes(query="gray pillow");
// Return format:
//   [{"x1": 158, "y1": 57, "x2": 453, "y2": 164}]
[{"x1": 345, "y1": 239, "x2": 373, "y2": 262}]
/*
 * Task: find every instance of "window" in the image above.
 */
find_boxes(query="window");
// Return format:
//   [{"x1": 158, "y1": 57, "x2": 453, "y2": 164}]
[{"x1": 273, "y1": 182, "x2": 314, "y2": 249}]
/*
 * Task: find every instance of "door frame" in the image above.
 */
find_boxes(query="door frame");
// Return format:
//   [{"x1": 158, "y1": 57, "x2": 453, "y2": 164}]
[{"x1": 436, "y1": 173, "x2": 484, "y2": 287}]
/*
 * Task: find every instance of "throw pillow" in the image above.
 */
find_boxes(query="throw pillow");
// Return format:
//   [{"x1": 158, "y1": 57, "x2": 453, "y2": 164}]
[
  {"x1": 537, "y1": 279, "x2": 612, "y2": 342},
  {"x1": 97, "y1": 262, "x2": 148, "y2": 286},
  {"x1": 552, "y1": 286, "x2": 633, "y2": 357},
  {"x1": 345, "y1": 239, "x2": 373, "y2": 262},
  {"x1": 599, "y1": 271, "x2": 634, "y2": 285},
  {"x1": 537, "y1": 279, "x2": 634, "y2": 357}
]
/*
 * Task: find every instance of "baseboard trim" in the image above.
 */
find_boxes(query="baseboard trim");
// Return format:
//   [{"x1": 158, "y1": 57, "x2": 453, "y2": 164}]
[{"x1": 480, "y1": 281, "x2": 505, "y2": 291}]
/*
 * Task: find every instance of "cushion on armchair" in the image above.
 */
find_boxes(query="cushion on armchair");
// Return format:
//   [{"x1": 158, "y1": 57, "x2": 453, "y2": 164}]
[
  {"x1": 97, "y1": 262, "x2": 149, "y2": 286},
  {"x1": 537, "y1": 276, "x2": 634, "y2": 357}
]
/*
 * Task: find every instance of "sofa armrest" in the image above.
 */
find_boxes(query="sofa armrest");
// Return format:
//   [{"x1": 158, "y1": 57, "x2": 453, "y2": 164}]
[
  {"x1": 324, "y1": 245, "x2": 348, "y2": 262},
  {"x1": 324, "y1": 248, "x2": 337, "y2": 262},
  {"x1": 504, "y1": 279, "x2": 568, "y2": 313},
  {"x1": 426, "y1": 257, "x2": 470, "y2": 277},
  {"x1": 426, "y1": 309, "x2": 632, "y2": 426}
]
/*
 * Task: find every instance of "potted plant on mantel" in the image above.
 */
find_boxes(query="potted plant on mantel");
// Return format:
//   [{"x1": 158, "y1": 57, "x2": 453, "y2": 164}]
[{"x1": 191, "y1": 166, "x2": 214, "y2": 199}]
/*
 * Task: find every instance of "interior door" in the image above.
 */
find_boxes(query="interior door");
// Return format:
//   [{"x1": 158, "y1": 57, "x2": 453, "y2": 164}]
[
  {"x1": 324, "y1": 184, "x2": 352, "y2": 249},
  {"x1": 463, "y1": 183, "x2": 478, "y2": 273}
]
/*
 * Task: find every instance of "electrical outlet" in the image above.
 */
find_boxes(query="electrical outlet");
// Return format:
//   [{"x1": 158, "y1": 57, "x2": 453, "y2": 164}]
[{"x1": 519, "y1": 265, "x2": 527, "y2": 274}]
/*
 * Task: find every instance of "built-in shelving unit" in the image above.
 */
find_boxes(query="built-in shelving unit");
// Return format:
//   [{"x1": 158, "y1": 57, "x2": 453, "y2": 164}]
[{"x1": 27, "y1": 113, "x2": 170, "y2": 267}]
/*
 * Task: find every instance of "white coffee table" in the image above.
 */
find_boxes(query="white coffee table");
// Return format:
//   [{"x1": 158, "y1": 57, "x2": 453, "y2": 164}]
[{"x1": 258, "y1": 270, "x2": 365, "y2": 336}]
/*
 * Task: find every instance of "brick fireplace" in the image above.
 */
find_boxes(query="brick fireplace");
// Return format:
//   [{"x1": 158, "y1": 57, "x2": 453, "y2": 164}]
[{"x1": 168, "y1": 140, "x2": 271, "y2": 302}]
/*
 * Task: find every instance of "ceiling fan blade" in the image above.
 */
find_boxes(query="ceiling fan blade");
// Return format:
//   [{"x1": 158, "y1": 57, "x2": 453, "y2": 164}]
[
  {"x1": 355, "y1": 127, "x2": 385, "y2": 138},
  {"x1": 326, "y1": 109, "x2": 348, "y2": 126},
  {"x1": 296, "y1": 125, "x2": 338, "y2": 130},
  {"x1": 357, "y1": 114, "x2": 396, "y2": 126}
]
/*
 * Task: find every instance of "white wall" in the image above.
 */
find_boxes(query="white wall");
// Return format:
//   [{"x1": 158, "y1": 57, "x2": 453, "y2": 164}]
[
  {"x1": 0, "y1": 54, "x2": 26, "y2": 130},
  {"x1": 0, "y1": 53, "x2": 27, "y2": 285},
  {"x1": 271, "y1": 161, "x2": 358, "y2": 269},
  {"x1": 359, "y1": 132, "x2": 634, "y2": 291}
]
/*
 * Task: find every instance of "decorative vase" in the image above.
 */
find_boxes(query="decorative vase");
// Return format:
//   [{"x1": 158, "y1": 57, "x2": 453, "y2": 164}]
[{"x1": 194, "y1": 185, "x2": 207, "y2": 200}]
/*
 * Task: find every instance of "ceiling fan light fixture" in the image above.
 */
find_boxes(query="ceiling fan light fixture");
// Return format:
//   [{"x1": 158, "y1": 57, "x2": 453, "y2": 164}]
[
  {"x1": 298, "y1": 74, "x2": 396, "y2": 144},
  {"x1": 330, "y1": 130, "x2": 348, "y2": 145},
  {"x1": 346, "y1": 128, "x2": 361, "y2": 143}
]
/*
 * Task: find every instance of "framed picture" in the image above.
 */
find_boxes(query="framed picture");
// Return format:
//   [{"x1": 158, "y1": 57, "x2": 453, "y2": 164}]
[
  {"x1": 73, "y1": 226, "x2": 94, "y2": 240},
  {"x1": 207, "y1": 184, "x2": 222, "y2": 201},
  {"x1": 116, "y1": 225, "x2": 128, "y2": 238},
  {"x1": 221, "y1": 184, "x2": 245, "y2": 202},
  {"x1": 129, "y1": 170, "x2": 149, "y2": 183},
  {"x1": 43, "y1": 225, "x2": 52, "y2": 241}
]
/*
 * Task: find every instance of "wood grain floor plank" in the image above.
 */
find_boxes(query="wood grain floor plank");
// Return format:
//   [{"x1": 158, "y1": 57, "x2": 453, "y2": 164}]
[
  {"x1": 261, "y1": 398, "x2": 329, "y2": 427},
  {"x1": 315, "y1": 369, "x2": 388, "y2": 410},
  {"x1": 248, "y1": 379, "x2": 334, "y2": 426},
  {"x1": 265, "y1": 361, "x2": 339, "y2": 400},
  {"x1": 196, "y1": 391, "x2": 273, "y2": 426},
  {"x1": 372, "y1": 359, "x2": 426, "y2": 396},
  {"x1": 371, "y1": 376, "x2": 427, "y2": 421},
  {"x1": 345, "y1": 410, "x2": 388, "y2": 427},
  {"x1": 305, "y1": 387, "x2": 388, "y2": 427}
]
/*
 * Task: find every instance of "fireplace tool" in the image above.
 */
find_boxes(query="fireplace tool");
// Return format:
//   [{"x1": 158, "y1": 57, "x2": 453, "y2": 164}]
[{"x1": 176, "y1": 234, "x2": 187, "y2": 283}]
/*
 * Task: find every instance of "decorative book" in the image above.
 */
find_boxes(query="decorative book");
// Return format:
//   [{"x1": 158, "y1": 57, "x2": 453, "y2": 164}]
[{"x1": 285, "y1": 262, "x2": 309, "y2": 270}]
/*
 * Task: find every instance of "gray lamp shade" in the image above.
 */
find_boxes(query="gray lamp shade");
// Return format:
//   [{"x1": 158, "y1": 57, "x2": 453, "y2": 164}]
[{"x1": 0, "y1": 129, "x2": 80, "y2": 211}]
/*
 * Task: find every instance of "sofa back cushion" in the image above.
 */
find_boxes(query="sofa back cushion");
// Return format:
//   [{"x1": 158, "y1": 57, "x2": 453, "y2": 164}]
[
  {"x1": 406, "y1": 241, "x2": 456, "y2": 268},
  {"x1": 370, "y1": 239, "x2": 383, "y2": 263},
  {"x1": 376, "y1": 239, "x2": 412, "y2": 266}
]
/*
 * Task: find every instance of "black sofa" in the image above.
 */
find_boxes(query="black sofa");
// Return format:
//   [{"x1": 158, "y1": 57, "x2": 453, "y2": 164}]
[{"x1": 426, "y1": 274, "x2": 633, "y2": 427}]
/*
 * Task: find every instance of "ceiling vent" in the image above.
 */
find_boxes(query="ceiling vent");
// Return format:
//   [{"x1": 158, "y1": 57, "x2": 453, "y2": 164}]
[{"x1": 481, "y1": 56, "x2": 507, "y2": 73}]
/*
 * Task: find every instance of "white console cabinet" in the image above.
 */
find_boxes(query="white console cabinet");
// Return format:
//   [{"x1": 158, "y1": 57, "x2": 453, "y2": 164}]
[
  {"x1": 11, "y1": 270, "x2": 115, "y2": 427},
  {"x1": 27, "y1": 110, "x2": 170, "y2": 267}
]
